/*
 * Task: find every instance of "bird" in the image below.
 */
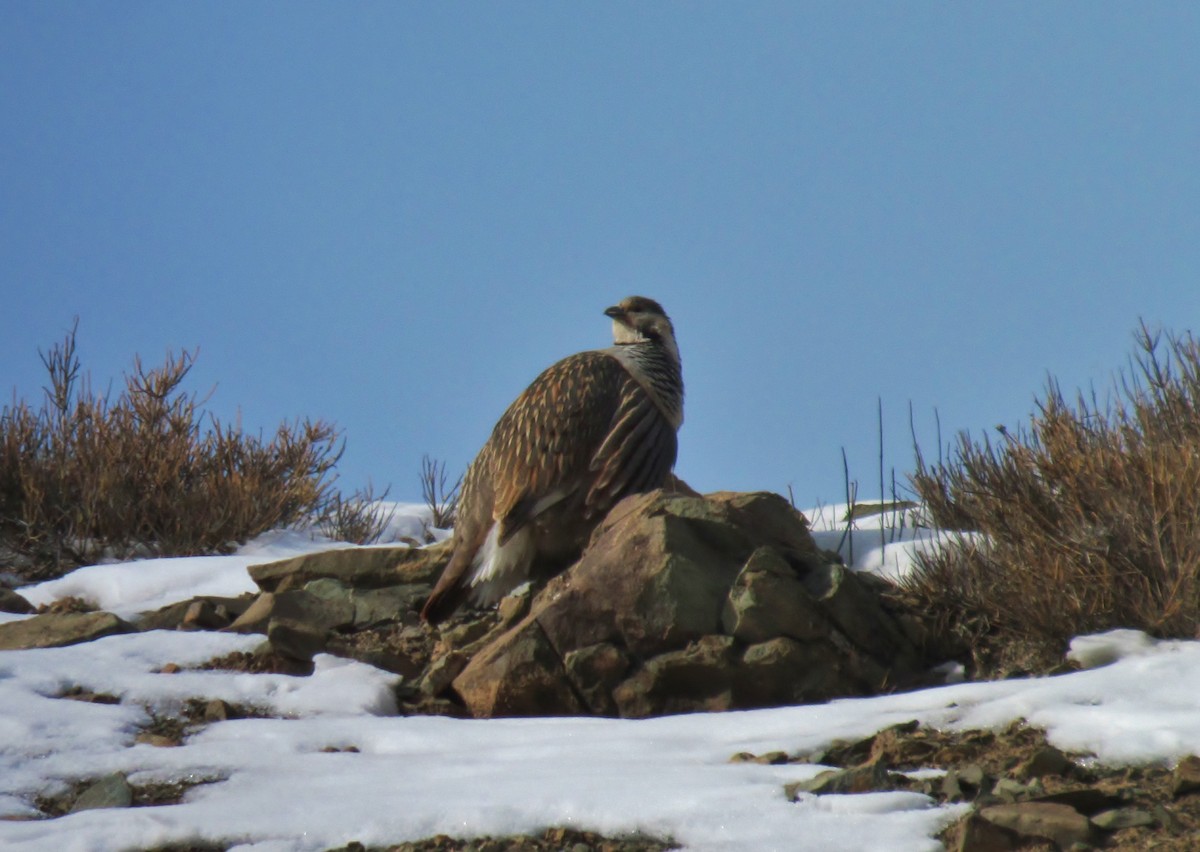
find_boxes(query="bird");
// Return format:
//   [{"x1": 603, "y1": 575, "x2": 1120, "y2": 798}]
[{"x1": 420, "y1": 296, "x2": 684, "y2": 624}]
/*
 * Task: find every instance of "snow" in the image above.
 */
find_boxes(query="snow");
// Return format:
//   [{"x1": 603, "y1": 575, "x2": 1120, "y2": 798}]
[
  {"x1": 16, "y1": 530, "x2": 351, "y2": 619},
  {"x1": 805, "y1": 501, "x2": 983, "y2": 584},
  {"x1": 1, "y1": 503, "x2": 1198, "y2": 850}
]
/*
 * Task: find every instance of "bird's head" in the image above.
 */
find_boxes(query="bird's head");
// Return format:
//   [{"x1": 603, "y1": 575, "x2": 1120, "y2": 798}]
[{"x1": 604, "y1": 296, "x2": 677, "y2": 354}]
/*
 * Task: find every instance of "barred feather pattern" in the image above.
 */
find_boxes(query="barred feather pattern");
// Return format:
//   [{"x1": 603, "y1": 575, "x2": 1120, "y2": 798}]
[{"x1": 421, "y1": 298, "x2": 683, "y2": 624}]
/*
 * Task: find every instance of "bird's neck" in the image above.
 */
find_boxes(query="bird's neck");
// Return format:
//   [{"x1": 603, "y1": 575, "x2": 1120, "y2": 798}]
[{"x1": 609, "y1": 340, "x2": 685, "y2": 429}]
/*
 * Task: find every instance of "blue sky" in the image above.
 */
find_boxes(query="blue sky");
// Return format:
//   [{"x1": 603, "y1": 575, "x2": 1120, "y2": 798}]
[{"x1": 4, "y1": 3, "x2": 1199, "y2": 505}]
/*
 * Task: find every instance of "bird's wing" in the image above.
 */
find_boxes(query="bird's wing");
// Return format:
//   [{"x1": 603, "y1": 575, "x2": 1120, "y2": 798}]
[
  {"x1": 585, "y1": 373, "x2": 678, "y2": 513},
  {"x1": 488, "y1": 351, "x2": 628, "y2": 542}
]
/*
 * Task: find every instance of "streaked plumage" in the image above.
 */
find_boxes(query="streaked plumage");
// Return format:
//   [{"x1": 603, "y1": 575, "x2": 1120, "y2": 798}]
[{"x1": 420, "y1": 296, "x2": 684, "y2": 624}]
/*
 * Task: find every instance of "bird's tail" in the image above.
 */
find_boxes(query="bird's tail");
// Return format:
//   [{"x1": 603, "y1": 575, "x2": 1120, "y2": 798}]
[{"x1": 420, "y1": 548, "x2": 474, "y2": 624}]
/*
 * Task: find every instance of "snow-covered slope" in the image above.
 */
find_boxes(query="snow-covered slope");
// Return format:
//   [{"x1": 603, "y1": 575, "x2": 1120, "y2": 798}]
[{"x1": 1, "y1": 504, "x2": 1195, "y2": 851}]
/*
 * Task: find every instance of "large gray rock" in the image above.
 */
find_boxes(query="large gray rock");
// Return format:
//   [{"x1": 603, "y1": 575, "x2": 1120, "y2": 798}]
[
  {"x1": 0, "y1": 611, "x2": 134, "y2": 651},
  {"x1": 449, "y1": 489, "x2": 929, "y2": 718},
  {"x1": 223, "y1": 579, "x2": 431, "y2": 663}
]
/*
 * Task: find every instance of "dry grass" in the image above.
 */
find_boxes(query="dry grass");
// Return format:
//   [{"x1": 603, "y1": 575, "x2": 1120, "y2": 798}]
[
  {"x1": 907, "y1": 323, "x2": 1200, "y2": 674},
  {"x1": 0, "y1": 321, "x2": 343, "y2": 579}
]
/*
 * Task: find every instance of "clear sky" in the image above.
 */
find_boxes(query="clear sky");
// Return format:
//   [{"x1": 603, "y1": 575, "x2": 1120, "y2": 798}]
[{"x1": 3, "y1": 3, "x2": 1199, "y2": 505}]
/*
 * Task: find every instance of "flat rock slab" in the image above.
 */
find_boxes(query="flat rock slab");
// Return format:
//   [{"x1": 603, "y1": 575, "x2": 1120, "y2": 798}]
[
  {"x1": 0, "y1": 611, "x2": 134, "y2": 651},
  {"x1": 248, "y1": 542, "x2": 451, "y2": 593},
  {"x1": 977, "y1": 801, "x2": 1094, "y2": 849}
]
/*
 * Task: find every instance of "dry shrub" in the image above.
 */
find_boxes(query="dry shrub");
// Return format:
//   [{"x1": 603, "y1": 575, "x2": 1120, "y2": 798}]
[
  {"x1": 0, "y1": 321, "x2": 342, "y2": 579},
  {"x1": 316, "y1": 483, "x2": 395, "y2": 545},
  {"x1": 420, "y1": 453, "x2": 461, "y2": 529},
  {"x1": 907, "y1": 323, "x2": 1200, "y2": 674}
]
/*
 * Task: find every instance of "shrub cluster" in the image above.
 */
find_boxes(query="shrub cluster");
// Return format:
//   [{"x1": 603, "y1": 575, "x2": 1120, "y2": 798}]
[
  {"x1": 907, "y1": 324, "x2": 1200, "y2": 674},
  {"x1": 0, "y1": 322, "x2": 344, "y2": 580}
]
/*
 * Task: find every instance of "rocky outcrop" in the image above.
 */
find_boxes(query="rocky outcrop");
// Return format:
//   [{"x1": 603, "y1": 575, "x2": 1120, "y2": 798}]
[
  {"x1": 29, "y1": 489, "x2": 928, "y2": 720},
  {"x1": 448, "y1": 490, "x2": 928, "y2": 718}
]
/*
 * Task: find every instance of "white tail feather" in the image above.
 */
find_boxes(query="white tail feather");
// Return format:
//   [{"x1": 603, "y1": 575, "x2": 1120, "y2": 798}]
[{"x1": 467, "y1": 523, "x2": 534, "y2": 607}]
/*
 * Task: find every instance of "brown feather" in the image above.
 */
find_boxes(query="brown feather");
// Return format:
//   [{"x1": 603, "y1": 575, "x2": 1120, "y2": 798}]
[{"x1": 421, "y1": 297, "x2": 683, "y2": 624}]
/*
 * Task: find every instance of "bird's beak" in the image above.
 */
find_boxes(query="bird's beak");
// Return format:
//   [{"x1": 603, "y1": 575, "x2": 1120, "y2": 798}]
[{"x1": 604, "y1": 305, "x2": 625, "y2": 320}]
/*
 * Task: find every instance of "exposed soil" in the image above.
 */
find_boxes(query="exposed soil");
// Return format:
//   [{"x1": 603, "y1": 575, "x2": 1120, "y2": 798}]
[
  {"x1": 327, "y1": 621, "x2": 435, "y2": 679},
  {"x1": 32, "y1": 774, "x2": 223, "y2": 818},
  {"x1": 327, "y1": 827, "x2": 678, "y2": 852},
  {"x1": 37, "y1": 595, "x2": 98, "y2": 614},
  {"x1": 193, "y1": 646, "x2": 315, "y2": 676}
]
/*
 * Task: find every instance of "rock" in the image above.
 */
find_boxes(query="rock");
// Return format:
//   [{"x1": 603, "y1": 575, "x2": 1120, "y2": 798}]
[
  {"x1": 232, "y1": 588, "x2": 358, "y2": 661},
  {"x1": 183, "y1": 600, "x2": 229, "y2": 630},
  {"x1": 451, "y1": 622, "x2": 584, "y2": 717},
  {"x1": 991, "y1": 777, "x2": 1039, "y2": 802},
  {"x1": 70, "y1": 773, "x2": 133, "y2": 812},
  {"x1": 304, "y1": 577, "x2": 352, "y2": 601},
  {"x1": 729, "y1": 751, "x2": 788, "y2": 765},
  {"x1": 809, "y1": 721, "x2": 921, "y2": 768},
  {"x1": 721, "y1": 547, "x2": 830, "y2": 643},
  {"x1": 441, "y1": 618, "x2": 494, "y2": 651},
  {"x1": 135, "y1": 733, "x2": 181, "y2": 748},
  {"x1": 1171, "y1": 754, "x2": 1200, "y2": 797},
  {"x1": 977, "y1": 802, "x2": 1094, "y2": 849},
  {"x1": 350, "y1": 585, "x2": 428, "y2": 627},
  {"x1": 248, "y1": 542, "x2": 450, "y2": 593},
  {"x1": 497, "y1": 589, "x2": 532, "y2": 626},
  {"x1": 420, "y1": 651, "x2": 470, "y2": 697},
  {"x1": 801, "y1": 562, "x2": 923, "y2": 672},
  {"x1": 957, "y1": 764, "x2": 988, "y2": 789},
  {"x1": 0, "y1": 611, "x2": 134, "y2": 651},
  {"x1": 219, "y1": 488, "x2": 928, "y2": 720},
  {"x1": 531, "y1": 491, "x2": 790, "y2": 660},
  {"x1": 564, "y1": 643, "x2": 630, "y2": 716},
  {"x1": 325, "y1": 620, "x2": 429, "y2": 679},
  {"x1": 1016, "y1": 745, "x2": 1072, "y2": 779},
  {"x1": 0, "y1": 587, "x2": 35, "y2": 614},
  {"x1": 942, "y1": 765, "x2": 992, "y2": 801},
  {"x1": 1090, "y1": 807, "x2": 1155, "y2": 830},
  {"x1": 137, "y1": 595, "x2": 254, "y2": 632},
  {"x1": 736, "y1": 636, "x2": 868, "y2": 707},
  {"x1": 225, "y1": 593, "x2": 277, "y2": 634},
  {"x1": 786, "y1": 762, "x2": 897, "y2": 797},
  {"x1": 60, "y1": 687, "x2": 119, "y2": 704},
  {"x1": 248, "y1": 574, "x2": 426, "y2": 663},
  {"x1": 702, "y1": 490, "x2": 824, "y2": 564},
  {"x1": 447, "y1": 489, "x2": 928, "y2": 718},
  {"x1": 203, "y1": 699, "x2": 237, "y2": 722},
  {"x1": 952, "y1": 813, "x2": 1019, "y2": 852},
  {"x1": 612, "y1": 635, "x2": 738, "y2": 718},
  {"x1": 1035, "y1": 788, "x2": 1121, "y2": 815},
  {"x1": 1152, "y1": 803, "x2": 1183, "y2": 832},
  {"x1": 267, "y1": 618, "x2": 331, "y2": 662},
  {"x1": 328, "y1": 640, "x2": 425, "y2": 679}
]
